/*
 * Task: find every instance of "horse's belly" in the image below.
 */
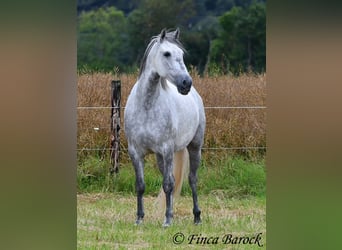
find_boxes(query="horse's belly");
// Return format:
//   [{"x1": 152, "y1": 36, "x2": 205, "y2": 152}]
[{"x1": 174, "y1": 129, "x2": 197, "y2": 151}]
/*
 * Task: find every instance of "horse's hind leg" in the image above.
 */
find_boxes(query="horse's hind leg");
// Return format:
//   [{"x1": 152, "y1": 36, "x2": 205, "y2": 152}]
[
  {"x1": 187, "y1": 145, "x2": 202, "y2": 224},
  {"x1": 128, "y1": 147, "x2": 145, "y2": 225}
]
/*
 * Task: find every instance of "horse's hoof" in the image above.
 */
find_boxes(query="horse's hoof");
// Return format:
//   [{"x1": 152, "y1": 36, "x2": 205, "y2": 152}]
[
  {"x1": 194, "y1": 210, "x2": 201, "y2": 225},
  {"x1": 162, "y1": 218, "x2": 172, "y2": 228},
  {"x1": 162, "y1": 222, "x2": 171, "y2": 228},
  {"x1": 135, "y1": 219, "x2": 143, "y2": 225},
  {"x1": 194, "y1": 217, "x2": 202, "y2": 225},
  {"x1": 194, "y1": 220, "x2": 202, "y2": 225}
]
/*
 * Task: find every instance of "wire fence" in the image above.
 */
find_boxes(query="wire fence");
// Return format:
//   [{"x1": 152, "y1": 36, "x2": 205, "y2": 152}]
[
  {"x1": 77, "y1": 106, "x2": 267, "y2": 152},
  {"x1": 77, "y1": 106, "x2": 266, "y2": 109},
  {"x1": 76, "y1": 147, "x2": 266, "y2": 151}
]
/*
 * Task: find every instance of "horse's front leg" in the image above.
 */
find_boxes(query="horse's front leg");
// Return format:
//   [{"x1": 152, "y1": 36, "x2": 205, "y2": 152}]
[
  {"x1": 187, "y1": 145, "x2": 202, "y2": 224},
  {"x1": 128, "y1": 147, "x2": 145, "y2": 225},
  {"x1": 157, "y1": 151, "x2": 175, "y2": 227}
]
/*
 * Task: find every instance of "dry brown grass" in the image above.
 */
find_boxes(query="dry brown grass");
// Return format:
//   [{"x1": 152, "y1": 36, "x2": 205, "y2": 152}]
[{"x1": 77, "y1": 72, "x2": 266, "y2": 162}]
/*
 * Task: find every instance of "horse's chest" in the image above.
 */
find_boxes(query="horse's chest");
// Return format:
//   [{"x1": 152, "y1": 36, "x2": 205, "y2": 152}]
[
  {"x1": 144, "y1": 110, "x2": 174, "y2": 136},
  {"x1": 125, "y1": 92, "x2": 200, "y2": 151}
]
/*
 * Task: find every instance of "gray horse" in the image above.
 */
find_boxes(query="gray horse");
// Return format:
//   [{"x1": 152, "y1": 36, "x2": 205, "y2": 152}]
[{"x1": 124, "y1": 28, "x2": 205, "y2": 227}]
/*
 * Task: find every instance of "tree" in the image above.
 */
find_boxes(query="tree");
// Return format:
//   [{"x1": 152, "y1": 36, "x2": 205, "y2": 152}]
[
  {"x1": 210, "y1": 2, "x2": 266, "y2": 74},
  {"x1": 177, "y1": 16, "x2": 220, "y2": 74},
  {"x1": 77, "y1": 6, "x2": 131, "y2": 71},
  {"x1": 77, "y1": 0, "x2": 139, "y2": 15},
  {"x1": 127, "y1": 0, "x2": 196, "y2": 65}
]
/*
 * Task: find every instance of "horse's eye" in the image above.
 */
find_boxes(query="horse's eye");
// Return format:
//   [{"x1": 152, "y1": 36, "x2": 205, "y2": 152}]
[{"x1": 163, "y1": 52, "x2": 171, "y2": 57}]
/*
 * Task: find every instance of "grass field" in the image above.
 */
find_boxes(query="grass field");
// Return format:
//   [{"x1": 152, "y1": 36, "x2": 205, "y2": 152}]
[
  {"x1": 77, "y1": 193, "x2": 266, "y2": 249},
  {"x1": 77, "y1": 72, "x2": 266, "y2": 249},
  {"x1": 77, "y1": 155, "x2": 265, "y2": 196},
  {"x1": 77, "y1": 156, "x2": 266, "y2": 249}
]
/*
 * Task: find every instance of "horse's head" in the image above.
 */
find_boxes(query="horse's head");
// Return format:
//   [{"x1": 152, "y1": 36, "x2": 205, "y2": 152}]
[{"x1": 152, "y1": 28, "x2": 192, "y2": 95}]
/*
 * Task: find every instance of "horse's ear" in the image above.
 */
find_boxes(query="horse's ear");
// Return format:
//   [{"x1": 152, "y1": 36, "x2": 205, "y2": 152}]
[
  {"x1": 174, "y1": 28, "x2": 180, "y2": 40},
  {"x1": 160, "y1": 28, "x2": 166, "y2": 42}
]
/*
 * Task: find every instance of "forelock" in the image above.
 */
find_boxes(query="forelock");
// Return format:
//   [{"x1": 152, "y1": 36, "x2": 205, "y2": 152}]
[{"x1": 139, "y1": 30, "x2": 185, "y2": 76}]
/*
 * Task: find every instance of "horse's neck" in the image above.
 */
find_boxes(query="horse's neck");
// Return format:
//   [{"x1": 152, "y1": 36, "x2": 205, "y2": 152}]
[{"x1": 136, "y1": 69, "x2": 161, "y2": 109}]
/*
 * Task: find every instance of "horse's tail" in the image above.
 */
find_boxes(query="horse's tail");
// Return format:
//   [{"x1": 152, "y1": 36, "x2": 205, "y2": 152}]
[{"x1": 155, "y1": 148, "x2": 189, "y2": 211}]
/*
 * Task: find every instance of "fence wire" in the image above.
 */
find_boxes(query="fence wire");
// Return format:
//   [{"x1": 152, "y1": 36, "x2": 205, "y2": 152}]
[
  {"x1": 77, "y1": 147, "x2": 266, "y2": 151},
  {"x1": 77, "y1": 105, "x2": 266, "y2": 152},
  {"x1": 77, "y1": 106, "x2": 266, "y2": 109}
]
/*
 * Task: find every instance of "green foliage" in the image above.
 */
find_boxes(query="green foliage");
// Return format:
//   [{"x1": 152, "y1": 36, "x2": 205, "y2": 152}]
[
  {"x1": 127, "y1": 0, "x2": 196, "y2": 64},
  {"x1": 76, "y1": 1, "x2": 266, "y2": 74},
  {"x1": 182, "y1": 16, "x2": 220, "y2": 73},
  {"x1": 210, "y1": 1, "x2": 266, "y2": 74},
  {"x1": 196, "y1": 156, "x2": 266, "y2": 197},
  {"x1": 77, "y1": 6, "x2": 132, "y2": 71},
  {"x1": 77, "y1": 155, "x2": 109, "y2": 192},
  {"x1": 77, "y1": 155, "x2": 163, "y2": 194},
  {"x1": 78, "y1": 155, "x2": 265, "y2": 198}
]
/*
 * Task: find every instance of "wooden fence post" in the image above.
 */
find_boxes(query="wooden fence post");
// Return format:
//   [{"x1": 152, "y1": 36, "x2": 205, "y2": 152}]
[{"x1": 110, "y1": 80, "x2": 121, "y2": 174}]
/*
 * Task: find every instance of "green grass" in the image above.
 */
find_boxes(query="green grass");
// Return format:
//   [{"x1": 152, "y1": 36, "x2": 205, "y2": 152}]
[
  {"x1": 77, "y1": 155, "x2": 266, "y2": 198},
  {"x1": 77, "y1": 155, "x2": 266, "y2": 249},
  {"x1": 77, "y1": 193, "x2": 266, "y2": 249}
]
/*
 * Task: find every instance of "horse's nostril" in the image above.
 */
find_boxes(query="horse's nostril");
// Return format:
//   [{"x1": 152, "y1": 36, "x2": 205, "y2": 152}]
[{"x1": 182, "y1": 78, "x2": 192, "y2": 87}]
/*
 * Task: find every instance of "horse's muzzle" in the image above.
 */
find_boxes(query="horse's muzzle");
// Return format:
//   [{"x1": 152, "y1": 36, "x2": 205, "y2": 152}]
[{"x1": 177, "y1": 76, "x2": 192, "y2": 95}]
